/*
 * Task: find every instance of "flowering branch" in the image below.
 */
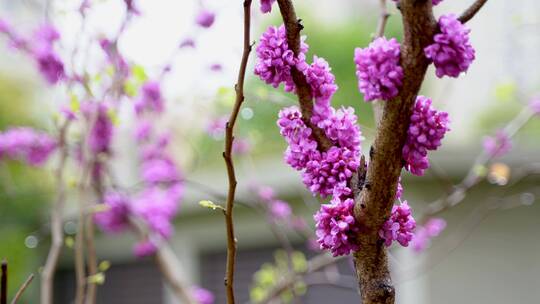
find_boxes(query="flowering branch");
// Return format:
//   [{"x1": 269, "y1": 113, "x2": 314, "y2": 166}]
[
  {"x1": 41, "y1": 121, "x2": 70, "y2": 304},
  {"x1": 458, "y1": 0, "x2": 489, "y2": 24},
  {"x1": 223, "y1": 1, "x2": 253, "y2": 303},
  {"x1": 276, "y1": 0, "x2": 333, "y2": 151}
]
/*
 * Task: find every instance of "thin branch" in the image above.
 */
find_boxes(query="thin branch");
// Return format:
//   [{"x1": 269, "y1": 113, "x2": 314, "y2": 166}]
[
  {"x1": 458, "y1": 0, "x2": 489, "y2": 24},
  {"x1": 276, "y1": 0, "x2": 333, "y2": 151},
  {"x1": 423, "y1": 107, "x2": 535, "y2": 218},
  {"x1": 11, "y1": 274, "x2": 34, "y2": 304},
  {"x1": 1, "y1": 260, "x2": 6, "y2": 304},
  {"x1": 374, "y1": 0, "x2": 390, "y2": 39},
  {"x1": 41, "y1": 122, "x2": 70, "y2": 304},
  {"x1": 128, "y1": 218, "x2": 197, "y2": 304},
  {"x1": 223, "y1": 2, "x2": 253, "y2": 303},
  {"x1": 253, "y1": 254, "x2": 345, "y2": 304}
]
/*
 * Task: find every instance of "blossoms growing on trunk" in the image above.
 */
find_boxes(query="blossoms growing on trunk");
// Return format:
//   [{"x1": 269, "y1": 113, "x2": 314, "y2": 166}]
[
  {"x1": 379, "y1": 201, "x2": 416, "y2": 247},
  {"x1": 260, "y1": 0, "x2": 276, "y2": 14},
  {"x1": 354, "y1": 37, "x2": 403, "y2": 101},
  {"x1": 403, "y1": 96, "x2": 450, "y2": 176},
  {"x1": 254, "y1": 25, "x2": 308, "y2": 92},
  {"x1": 0, "y1": 127, "x2": 57, "y2": 166},
  {"x1": 314, "y1": 197, "x2": 361, "y2": 256},
  {"x1": 424, "y1": 14, "x2": 475, "y2": 78}
]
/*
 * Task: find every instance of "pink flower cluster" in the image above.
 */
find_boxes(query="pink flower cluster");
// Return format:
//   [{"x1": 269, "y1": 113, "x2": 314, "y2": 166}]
[
  {"x1": 403, "y1": 96, "x2": 450, "y2": 176},
  {"x1": 483, "y1": 130, "x2": 512, "y2": 158},
  {"x1": 0, "y1": 21, "x2": 65, "y2": 84},
  {"x1": 0, "y1": 127, "x2": 57, "y2": 166},
  {"x1": 255, "y1": 185, "x2": 292, "y2": 221},
  {"x1": 94, "y1": 192, "x2": 130, "y2": 233},
  {"x1": 195, "y1": 10, "x2": 215, "y2": 28},
  {"x1": 277, "y1": 107, "x2": 361, "y2": 198},
  {"x1": 424, "y1": 14, "x2": 475, "y2": 78},
  {"x1": 135, "y1": 81, "x2": 164, "y2": 115},
  {"x1": 94, "y1": 80, "x2": 184, "y2": 257},
  {"x1": 379, "y1": 201, "x2": 416, "y2": 247},
  {"x1": 192, "y1": 286, "x2": 215, "y2": 304},
  {"x1": 84, "y1": 103, "x2": 114, "y2": 155},
  {"x1": 260, "y1": 0, "x2": 277, "y2": 13},
  {"x1": 314, "y1": 197, "x2": 360, "y2": 256},
  {"x1": 354, "y1": 37, "x2": 403, "y2": 101},
  {"x1": 254, "y1": 25, "x2": 308, "y2": 92},
  {"x1": 411, "y1": 218, "x2": 446, "y2": 252}
]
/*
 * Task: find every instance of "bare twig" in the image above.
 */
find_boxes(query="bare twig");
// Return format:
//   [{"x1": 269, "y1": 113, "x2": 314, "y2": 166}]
[
  {"x1": 41, "y1": 122, "x2": 70, "y2": 304},
  {"x1": 458, "y1": 0, "x2": 489, "y2": 24},
  {"x1": 374, "y1": 0, "x2": 390, "y2": 39},
  {"x1": 1, "y1": 260, "x2": 6, "y2": 304},
  {"x1": 128, "y1": 217, "x2": 197, "y2": 304},
  {"x1": 423, "y1": 107, "x2": 535, "y2": 218},
  {"x1": 223, "y1": 1, "x2": 253, "y2": 303},
  {"x1": 11, "y1": 274, "x2": 34, "y2": 304},
  {"x1": 254, "y1": 253, "x2": 346, "y2": 304}
]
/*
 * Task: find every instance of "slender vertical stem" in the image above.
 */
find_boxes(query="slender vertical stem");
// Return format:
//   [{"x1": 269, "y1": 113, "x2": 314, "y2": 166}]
[
  {"x1": 41, "y1": 122, "x2": 70, "y2": 304},
  {"x1": 1, "y1": 260, "x2": 7, "y2": 304},
  {"x1": 223, "y1": 1, "x2": 253, "y2": 303}
]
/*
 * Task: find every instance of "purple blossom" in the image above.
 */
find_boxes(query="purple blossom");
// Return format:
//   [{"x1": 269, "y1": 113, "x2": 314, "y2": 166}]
[
  {"x1": 483, "y1": 130, "x2": 512, "y2": 158},
  {"x1": 314, "y1": 197, "x2": 360, "y2": 256},
  {"x1": 124, "y1": 0, "x2": 141, "y2": 15},
  {"x1": 33, "y1": 24, "x2": 60, "y2": 44},
  {"x1": 304, "y1": 56, "x2": 338, "y2": 103},
  {"x1": 141, "y1": 157, "x2": 181, "y2": 185},
  {"x1": 94, "y1": 192, "x2": 130, "y2": 233},
  {"x1": 302, "y1": 146, "x2": 359, "y2": 198},
  {"x1": 209, "y1": 63, "x2": 222, "y2": 72},
  {"x1": 396, "y1": 177, "x2": 403, "y2": 200},
  {"x1": 254, "y1": 25, "x2": 308, "y2": 92},
  {"x1": 260, "y1": 0, "x2": 276, "y2": 13},
  {"x1": 232, "y1": 138, "x2": 252, "y2": 155},
  {"x1": 132, "y1": 185, "x2": 183, "y2": 239},
  {"x1": 354, "y1": 37, "x2": 403, "y2": 101},
  {"x1": 206, "y1": 116, "x2": 228, "y2": 139},
  {"x1": 412, "y1": 218, "x2": 446, "y2": 253},
  {"x1": 528, "y1": 96, "x2": 540, "y2": 115},
  {"x1": 134, "y1": 240, "x2": 157, "y2": 257},
  {"x1": 403, "y1": 96, "x2": 450, "y2": 176},
  {"x1": 269, "y1": 200, "x2": 292, "y2": 220},
  {"x1": 195, "y1": 10, "x2": 215, "y2": 28},
  {"x1": 192, "y1": 286, "x2": 215, "y2": 304},
  {"x1": 0, "y1": 18, "x2": 10, "y2": 34},
  {"x1": 134, "y1": 120, "x2": 153, "y2": 142},
  {"x1": 277, "y1": 106, "x2": 318, "y2": 170},
  {"x1": 0, "y1": 127, "x2": 57, "y2": 166},
  {"x1": 179, "y1": 38, "x2": 196, "y2": 48},
  {"x1": 33, "y1": 47, "x2": 65, "y2": 84},
  {"x1": 135, "y1": 81, "x2": 164, "y2": 115},
  {"x1": 85, "y1": 103, "x2": 114, "y2": 154},
  {"x1": 317, "y1": 107, "x2": 363, "y2": 154},
  {"x1": 379, "y1": 200, "x2": 416, "y2": 247},
  {"x1": 424, "y1": 14, "x2": 475, "y2": 78},
  {"x1": 256, "y1": 185, "x2": 275, "y2": 201}
]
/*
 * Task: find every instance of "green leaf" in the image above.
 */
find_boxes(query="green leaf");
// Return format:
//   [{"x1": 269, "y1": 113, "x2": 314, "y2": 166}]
[
  {"x1": 88, "y1": 272, "x2": 106, "y2": 285},
  {"x1": 199, "y1": 200, "x2": 225, "y2": 211}
]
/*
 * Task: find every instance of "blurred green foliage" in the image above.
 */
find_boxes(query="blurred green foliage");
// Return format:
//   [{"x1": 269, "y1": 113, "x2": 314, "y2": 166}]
[
  {"x1": 250, "y1": 250, "x2": 308, "y2": 303},
  {"x1": 0, "y1": 73, "x2": 52, "y2": 300}
]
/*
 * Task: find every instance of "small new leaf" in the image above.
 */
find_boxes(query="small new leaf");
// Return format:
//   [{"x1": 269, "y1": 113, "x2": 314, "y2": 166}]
[{"x1": 199, "y1": 200, "x2": 225, "y2": 211}]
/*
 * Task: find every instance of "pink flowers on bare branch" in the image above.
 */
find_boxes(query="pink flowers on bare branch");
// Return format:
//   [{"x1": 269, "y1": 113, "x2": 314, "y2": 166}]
[
  {"x1": 354, "y1": 37, "x2": 403, "y2": 102},
  {"x1": 425, "y1": 14, "x2": 476, "y2": 78},
  {"x1": 379, "y1": 201, "x2": 416, "y2": 247}
]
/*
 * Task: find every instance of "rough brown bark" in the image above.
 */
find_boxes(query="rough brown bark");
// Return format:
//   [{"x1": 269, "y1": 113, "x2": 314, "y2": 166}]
[
  {"x1": 353, "y1": 2, "x2": 437, "y2": 303},
  {"x1": 276, "y1": 0, "x2": 333, "y2": 152}
]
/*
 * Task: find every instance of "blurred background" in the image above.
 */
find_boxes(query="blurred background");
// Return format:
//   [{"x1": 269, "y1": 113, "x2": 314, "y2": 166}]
[{"x1": 0, "y1": 0, "x2": 539, "y2": 303}]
